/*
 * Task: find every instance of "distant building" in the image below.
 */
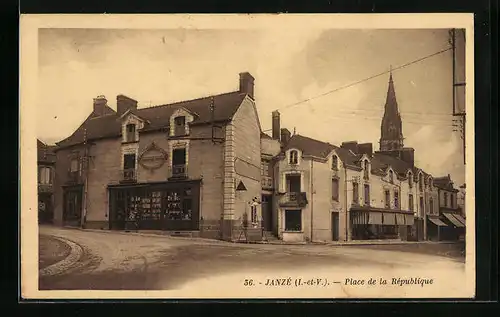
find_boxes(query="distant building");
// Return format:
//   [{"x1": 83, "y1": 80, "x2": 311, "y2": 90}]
[
  {"x1": 52, "y1": 72, "x2": 267, "y2": 241},
  {"x1": 431, "y1": 175, "x2": 465, "y2": 241},
  {"x1": 37, "y1": 139, "x2": 56, "y2": 224}
]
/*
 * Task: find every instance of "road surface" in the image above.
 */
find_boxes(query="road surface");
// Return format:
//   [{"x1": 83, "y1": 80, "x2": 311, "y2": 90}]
[{"x1": 37, "y1": 226, "x2": 469, "y2": 298}]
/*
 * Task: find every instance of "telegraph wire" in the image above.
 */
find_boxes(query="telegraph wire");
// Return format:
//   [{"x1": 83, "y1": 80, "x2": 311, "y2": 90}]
[{"x1": 274, "y1": 47, "x2": 453, "y2": 113}]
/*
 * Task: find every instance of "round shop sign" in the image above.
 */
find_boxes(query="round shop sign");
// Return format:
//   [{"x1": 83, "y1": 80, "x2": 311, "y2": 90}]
[{"x1": 139, "y1": 143, "x2": 168, "y2": 171}]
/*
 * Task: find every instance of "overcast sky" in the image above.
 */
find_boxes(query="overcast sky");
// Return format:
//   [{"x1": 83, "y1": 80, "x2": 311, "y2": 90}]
[{"x1": 37, "y1": 28, "x2": 466, "y2": 185}]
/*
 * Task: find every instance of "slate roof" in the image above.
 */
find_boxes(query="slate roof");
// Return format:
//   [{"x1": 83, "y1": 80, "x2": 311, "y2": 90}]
[
  {"x1": 281, "y1": 134, "x2": 433, "y2": 178},
  {"x1": 37, "y1": 139, "x2": 56, "y2": 163},
  {"x1": 56, "y1": 91, "x2": 247, "y2": 149},
  {"x1": 433, "y1": 175, "x2": 457, "y2": 191},
  {"x1": 282, "y1": 134, "x2": 363, "y2": 168}
]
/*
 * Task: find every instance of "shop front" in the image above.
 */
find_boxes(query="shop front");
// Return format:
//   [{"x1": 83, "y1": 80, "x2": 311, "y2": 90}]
[
  {"x1": 350, "y1": 207, "x2": 414, "y2": 241},
  {"x1": 108, "y1": 180, "x2": 201, "y2": 231}
]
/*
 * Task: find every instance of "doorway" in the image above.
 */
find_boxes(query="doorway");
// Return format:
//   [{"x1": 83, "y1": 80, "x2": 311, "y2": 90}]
[
  {"x1": 261, "y1": 194, "x2": 273, "y2": 231},
  {"x1": 63, "y1": 186, "x2": 83, "y2": 226},
  {"x1": 332, "y1": 212, "x2": 339, "y2": 241}
]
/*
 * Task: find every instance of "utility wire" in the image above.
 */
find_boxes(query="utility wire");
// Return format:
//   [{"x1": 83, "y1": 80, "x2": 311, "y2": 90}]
[{"x1": 275, "y1": 47, "x2": 452, "y2": 113}]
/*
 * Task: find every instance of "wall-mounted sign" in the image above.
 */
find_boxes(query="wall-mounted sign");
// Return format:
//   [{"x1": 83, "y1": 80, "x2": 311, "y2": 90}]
[{"x1": 139, "y1": 142, "x2": 168, "y2": 171}]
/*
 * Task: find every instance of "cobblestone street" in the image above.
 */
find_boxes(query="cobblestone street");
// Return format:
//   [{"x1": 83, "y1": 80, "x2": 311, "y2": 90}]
[{"x1": 37, "y1": 226, "x2": 468, "y2": 298}]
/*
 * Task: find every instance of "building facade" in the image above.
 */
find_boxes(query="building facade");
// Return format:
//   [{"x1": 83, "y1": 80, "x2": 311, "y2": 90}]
[
  {"x1": 52, "y1": 72, "x2": 268, "y2": 241},
  {"x1": 427, "y1": 175, "x2": 465, "y2": 241},
  {"x1": 268, "y1": 72, "x2": 446, "y2": 242},
  {"x1": 37, "y1": 140, "x2": 56, "y2": 224}
]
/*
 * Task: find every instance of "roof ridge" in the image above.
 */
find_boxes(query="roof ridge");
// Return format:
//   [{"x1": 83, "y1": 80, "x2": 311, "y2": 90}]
[{"x1": 137, "y1": 90, "x2": 242, "y2": 112}]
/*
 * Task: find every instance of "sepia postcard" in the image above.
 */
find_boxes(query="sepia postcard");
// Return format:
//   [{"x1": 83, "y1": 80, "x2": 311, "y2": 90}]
[{"x1": 20, "y1": 13, "x2": 475, "y2": 300}]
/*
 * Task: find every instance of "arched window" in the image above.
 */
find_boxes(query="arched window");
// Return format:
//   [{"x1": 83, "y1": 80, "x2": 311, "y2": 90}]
[
  {"x1": 389, "y1": 170, "x2": 394, "y2": 183},
  {"x1": 289, "y1": 150, "x2": 298, "y2": 165},
  {"x1": 331, "y1": 155, "x2": 338, "y2": 171},
  {"x1": 408, "y1": 172, "x2": 413, "y2": 188},
  {"x1": 428, "y1": 177, "x2": 433, "y2": 189},
  {"x1": 419, "y1": 173, "x2": 424, "y2": 192},
  {"x1": 363, "y1": 160, "x2": 369, "y2": 180}
]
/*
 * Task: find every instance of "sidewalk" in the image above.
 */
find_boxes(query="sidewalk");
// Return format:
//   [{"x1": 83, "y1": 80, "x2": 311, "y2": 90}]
[{"x1": 50, "y1": 225, "x2": 462, "y2": 247}]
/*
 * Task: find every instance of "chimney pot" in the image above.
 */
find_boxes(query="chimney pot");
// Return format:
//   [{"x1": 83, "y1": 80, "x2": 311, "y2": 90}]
[
  {"x1": 272, "y1": 111, "x2": 280, "y2": 141},
  {"x1": 239, "y1": 72, "x2": 255, "y2": 99},
  {"x1": 93, "y1": 95, "x2": 108, "y2": 116},
  {"x1": 117, "y1": 94, "x2": 138, "y2": 116}
]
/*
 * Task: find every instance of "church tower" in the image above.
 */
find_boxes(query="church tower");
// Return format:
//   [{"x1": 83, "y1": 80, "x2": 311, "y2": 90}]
[{"x1": 379, "y1": 70, "x2": 404, "y2": 151}]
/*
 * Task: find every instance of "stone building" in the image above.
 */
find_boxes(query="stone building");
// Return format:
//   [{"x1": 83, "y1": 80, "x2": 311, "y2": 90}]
[
  {"x1": 37, "y1": 139, "x2": 56, "y2": 224},
  {"x1": 52, "y1": 72, "x2": 268, "y2": 241},
  {"x1": 269, "y1": 72, "x2": 442, "y2": 242}
]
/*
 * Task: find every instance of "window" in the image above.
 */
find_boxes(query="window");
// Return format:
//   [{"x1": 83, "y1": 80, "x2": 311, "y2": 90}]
[
  {"x1": 443, "y1": 192, "x2": 448, "y2": 207},
  {"x1": 429, "y1": 197, "x2": 434, "y2": 214},
  {"x1": 172, "y1": 148, "x2": 187, "y2": 177},
  {"x1": 174, "y1": 116, "x2": 186, "y2": 136},
  {"x1": 420, "y1": 197, "x2": 424, "y2": 215},
  {"x1": 429, "y1": 178, "x2": 433, "y2": 189},
  {"x1": 384, "y1": 190, "x2": 390, "y2": 208},
  {"x1": 363, "y1": 160, "x2": 369, "y2": 180},
  {"x1": 332, "y1": 178, "x2": 339, "y2": 201},
  {"x1": 394, "y1": 190, "x2": 399, "y2": 209},
  {"x1": 352, "y1": 182, "x2": 359, "y2": 204},
  {"x1": 408, "y1": 173, "x2": 413, "y2": 188},
  {"x1": 389, "y1": 170, "x2": 394, "y2": 183},
  {"x1": 285, "y1": 210, "x2": 301, "y2": 231},
  {"x1": 38, "y1": 166, "x2": 52, "y2": 185},
  {"x1": 419, "y1": 174, "x2": 424, "y2": 192},
  {"x1": 289, "y1": 150, "x2": 298, "y2": 165},
  {"x1": 261, "y1": 161, "x2": 270, "y2": 176},
  {"x1": 409, "y1": 194, "x2": 414, "y2": 211},
  {"x1": 450, "y1": 193, "x2": 454, "y2": 208},
  {"x1": 126, "y1": 124, "x2": 136, "y2": 142},
  {"x1": 332, "y1": 155, "x2": 338, "y2": 171},
  {"x1": 364, "y1": 184, "x2": 370, "y2": 206},
  {"x1": 123, "y1": 154, "x2": 136, "y2": 170},
  {"x1": 70, "y1": 158, "x2": 79, "y2": 172}
]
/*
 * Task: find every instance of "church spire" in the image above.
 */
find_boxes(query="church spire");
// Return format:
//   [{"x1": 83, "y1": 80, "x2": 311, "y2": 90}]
[{"x1": 379, "y1": 69, "x2": 404, "y2": 151}]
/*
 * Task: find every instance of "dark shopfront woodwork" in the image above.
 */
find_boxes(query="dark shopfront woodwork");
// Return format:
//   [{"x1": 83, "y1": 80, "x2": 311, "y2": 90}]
[{"x1": 109, "y1": 181, "x2": 200, "y2": 231}]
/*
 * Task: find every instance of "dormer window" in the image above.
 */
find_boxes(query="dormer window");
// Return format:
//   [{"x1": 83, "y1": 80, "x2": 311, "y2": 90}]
[
  {"x1": 419, "y1": 174, "x2": 424, "y2": 192},
  {"x1": 174, "y1": 116, "x2": 186, "y2": 136},
  {"x1": 363, "y1": 160, "x2": 369, "y2": 180},
  {"x1": 126, "y1": 124, "x2": 137, "y2": 142},
  {"x1": 428, "y1": 177, "x2": 433, "y2": 189},
  {"x1": 389, "y1": 170, "x2": 394, "y2": 184},
  {"x1": 332, "y1": 155, "x2": 338, "y2": 171},
  {"x1": 289, "y1": 150, "x2": 298, "y2": 165},
  {"x1": 408, "y1": 172, "x2": 413, "y2": 188}
]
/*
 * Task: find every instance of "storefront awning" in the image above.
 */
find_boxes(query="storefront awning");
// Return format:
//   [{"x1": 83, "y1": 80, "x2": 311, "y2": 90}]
[
  {"x1": 428, "y1": 217, "x2": 447, "y2": 227},
  {"x1": 443, "y1": 213, "x2": 465, "y2": 227},
  {"x1": 453, "y1": 214, "x2": 466, "y2": 226},
  {"x1": 395, "y1": 213, "x2": 405, "y2": 225},
  {"x1": 383, "y1": 213, "x2": 396, "y2": 225},
  {"x1": 368, "y1": 212, "x2": 383, "y2": 225}
]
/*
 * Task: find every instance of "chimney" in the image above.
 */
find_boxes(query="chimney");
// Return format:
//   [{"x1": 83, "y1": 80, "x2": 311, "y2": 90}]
[
  {"x1": 272, "y1": 111, "x2": 281, "y2": 141},
  {"x1": 400, "y1": 148, "x2": 415, "y2": 166},
  {"x1": 239, "y1": 72, "x2": 255, "y2": 99},
  {"x1": 93, "y1": 95, "x2": 108, "y2": 116},
  {"x1": 117, "y1": 94, "x2": 138, "y2": 116},
  {"x1": 341, "y1": 141, "x2": 359, "y2": 154},
  {"x1": 358, "y1": 143, "x2": 373, "y2": 156},
  {"x1": 280, "y1": 128, "x2": 291, "y2": 145}
]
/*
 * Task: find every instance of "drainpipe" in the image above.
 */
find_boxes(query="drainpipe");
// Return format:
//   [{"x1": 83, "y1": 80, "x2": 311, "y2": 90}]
[
  {"x1": 310, "y1": 160, "x2": 314, "y2": 242},
  {"x1": 344, "y1": 167, "x2": 348, "y2": 241}
]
